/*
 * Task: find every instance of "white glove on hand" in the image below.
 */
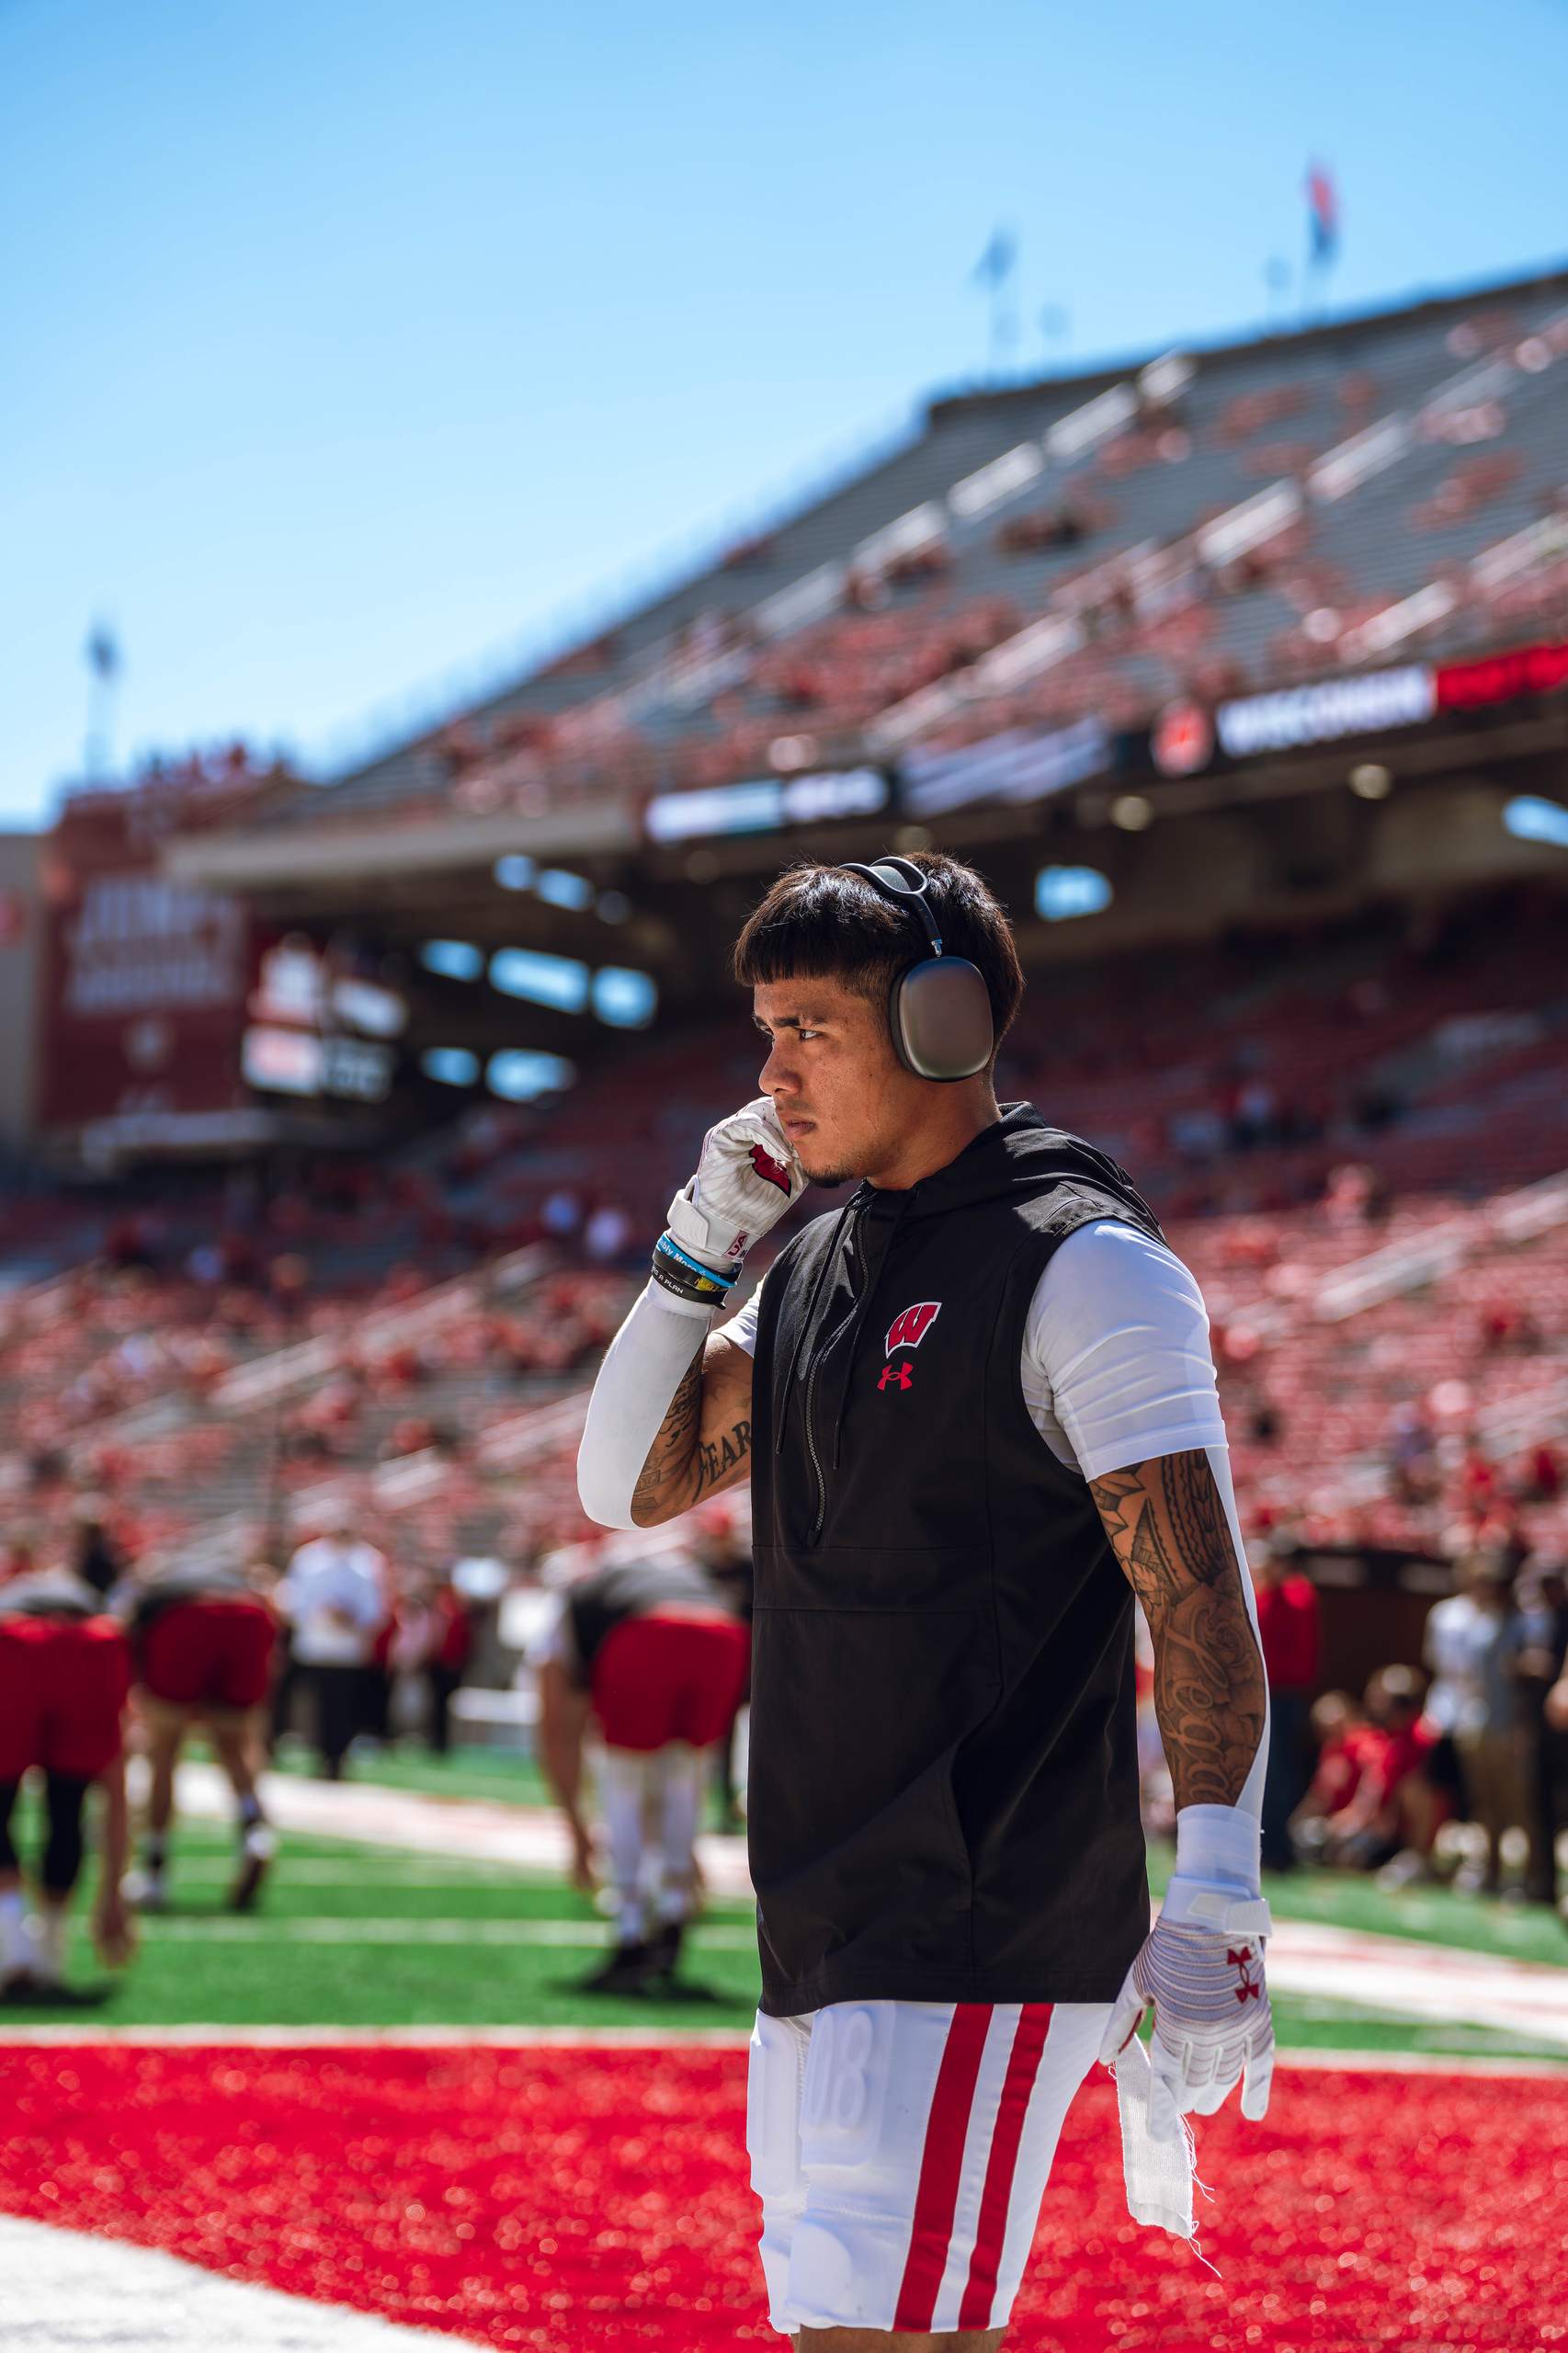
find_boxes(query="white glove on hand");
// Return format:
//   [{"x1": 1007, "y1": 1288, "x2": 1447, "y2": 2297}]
[
  {"x1": 665, "y1": 1097, "x2": 807, "y2": 1275},
  {"x1": 1100, "y1": 1878, "x2": 1275, "y2": 2133}
]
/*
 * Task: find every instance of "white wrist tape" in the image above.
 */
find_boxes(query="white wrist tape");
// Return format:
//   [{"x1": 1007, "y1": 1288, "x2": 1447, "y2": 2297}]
[
  {"x1": 1175, "y1": 1803, "x2": 1263, "y2": 1893},
  {"x1": 576, "y1": 1279, "x2": 719, "y2": 1530}
]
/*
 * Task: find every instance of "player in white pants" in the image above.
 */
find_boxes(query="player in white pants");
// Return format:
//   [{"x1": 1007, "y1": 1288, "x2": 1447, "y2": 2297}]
[
  {"x1": 750, "y1": 2001, "x2": 1109, "y2": 2336},
  {"x1": 535, "y1": 1551, "x2": 749, "y2": 1990},
  {"x1": 577, "y1": 852, "x2": 1275, "y2": 2346}
]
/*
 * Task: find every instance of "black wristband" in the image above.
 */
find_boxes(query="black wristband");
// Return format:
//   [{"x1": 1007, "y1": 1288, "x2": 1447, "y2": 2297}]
[{"x1": 651, "y1": 1236, "x2": 733, "y2": 1307}]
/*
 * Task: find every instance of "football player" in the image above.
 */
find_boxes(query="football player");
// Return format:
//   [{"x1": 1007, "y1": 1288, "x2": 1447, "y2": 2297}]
[
  {"x1": 534, "y1": 1544, "x2": 750, "y2": 1990},
  {"x1": 123, "y1": 1558, "x2": 279, "y2": 1912},
  {"x1": 578, "y1": 852, "x2": 1272, "y2": 2348},
  {"x1": 0, "y1": 1554, "x2": 135, "y2": 1996}
]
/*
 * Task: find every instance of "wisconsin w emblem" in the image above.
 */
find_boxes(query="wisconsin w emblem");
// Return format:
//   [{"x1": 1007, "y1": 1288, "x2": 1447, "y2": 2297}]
[{"x1": 884, "y1": 1301, "x2": 941, "y2": 1356}]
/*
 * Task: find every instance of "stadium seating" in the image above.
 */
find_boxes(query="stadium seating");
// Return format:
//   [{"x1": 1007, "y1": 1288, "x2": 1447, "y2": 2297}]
[
  {"x1": 290, "y1": 278, "x2": 1568, "y2": 827},
  {"x1": 6, "y1": 871, "x2": 1563, "y2": 1589}
]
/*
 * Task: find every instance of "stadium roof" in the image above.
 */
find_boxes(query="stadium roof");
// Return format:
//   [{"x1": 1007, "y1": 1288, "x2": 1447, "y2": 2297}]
[{"x1": 171, "y1": 260, "x2": 1568, "y2": 897}]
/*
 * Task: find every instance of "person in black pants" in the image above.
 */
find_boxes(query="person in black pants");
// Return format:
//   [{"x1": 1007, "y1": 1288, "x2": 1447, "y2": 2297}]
[{"x1": 1511, "y1": 1564, "x2": 1568, "y2": 1910}]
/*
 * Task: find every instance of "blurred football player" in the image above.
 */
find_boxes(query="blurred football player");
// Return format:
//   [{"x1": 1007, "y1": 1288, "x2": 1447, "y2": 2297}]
[
  {"x1": 0, "y1": 1554, "x2": 135, "y2": 1997},
  {"x1": 579, "y1": 852, "x2": 1271, "y2": 2348},
  {"x1": 123, "y1": 1558, "x2": 279, "y2": 1912},
  {"x1": 534, "y1": 1546, "x2": 749, "y2": 1991}
]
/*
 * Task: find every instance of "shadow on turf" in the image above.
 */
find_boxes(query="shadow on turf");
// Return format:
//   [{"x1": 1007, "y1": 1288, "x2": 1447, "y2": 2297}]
[
  {"x1": 556, "y1": 1973, "x2": 736, "y2": 2010},
  {"x1": 0, "y1": 1980, "x2": 118, "y2": 2013}
]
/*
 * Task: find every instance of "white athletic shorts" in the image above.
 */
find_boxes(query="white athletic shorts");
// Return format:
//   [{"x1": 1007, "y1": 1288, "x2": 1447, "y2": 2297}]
[{"x1": 747, "y1": 1997, "x2": 1110, "y2": 2336}]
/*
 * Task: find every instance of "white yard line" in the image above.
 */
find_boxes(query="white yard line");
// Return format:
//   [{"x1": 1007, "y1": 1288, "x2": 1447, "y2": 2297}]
[
  {"x1": 166, "y1": 1759, "x2": 756, "y2": 1893},
  {"x1": 0, "y1": 2023, "x2": 1561, "y2": 2073},
  {"x1": 131, "y1": 1916, "x2": 758, "y2": 1948},
  {"x1": 0, "y1": 2215, "x2": 459, "y2": 2351}
]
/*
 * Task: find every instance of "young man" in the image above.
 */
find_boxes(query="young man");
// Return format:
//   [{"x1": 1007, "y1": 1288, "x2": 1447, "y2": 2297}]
[
  {"x1": 578, "y1": 852, "x2": 1272, "y2": 2350},
  {"x1": 534, "y1": 1544, "x2": 751, "y2": 1990},
  {"x1": 122, "y1": 1559, "x2": 279, "y2": 1913},
  {"x1": 275, "y1": 1505, "x2": 390, "y2": 1781},
  {"x1": 0, "y1": 1558, "x2": 135, "y2": 1996}
]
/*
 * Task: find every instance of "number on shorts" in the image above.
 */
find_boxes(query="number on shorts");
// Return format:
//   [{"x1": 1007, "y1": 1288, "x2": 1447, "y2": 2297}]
[{"x1": 802, "y1": 2006, "x2": 879, "y2": 2143}]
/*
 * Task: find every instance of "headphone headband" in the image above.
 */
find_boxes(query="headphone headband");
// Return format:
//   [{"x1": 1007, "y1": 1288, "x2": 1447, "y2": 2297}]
[{"x1": 839, "y1": 858, "x2": 945, "y2": 956}]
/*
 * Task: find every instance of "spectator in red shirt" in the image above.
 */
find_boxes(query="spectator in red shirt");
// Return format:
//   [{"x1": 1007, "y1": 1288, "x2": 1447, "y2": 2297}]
[
  {"x1": 1359, "y1": 1665, "x2": 1448, "y2": 1882},
  {"x1": 1253, "y1": 1541, "x2": 1322, "y2": 1871},
  {"x1": 1289, "y1": 1688, "x2": 1368, "y2": 1861}
]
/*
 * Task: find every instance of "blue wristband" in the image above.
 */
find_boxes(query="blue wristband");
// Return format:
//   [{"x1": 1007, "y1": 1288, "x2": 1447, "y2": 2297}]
[{"x1": 653, "y1": 1232, "x2": 739, "y2": 1294}]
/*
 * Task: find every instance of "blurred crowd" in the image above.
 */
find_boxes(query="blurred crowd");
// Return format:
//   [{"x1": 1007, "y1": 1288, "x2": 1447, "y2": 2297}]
[{"x1": 1258, "y1": 1546, "x2": 1568, "y2": 1911}]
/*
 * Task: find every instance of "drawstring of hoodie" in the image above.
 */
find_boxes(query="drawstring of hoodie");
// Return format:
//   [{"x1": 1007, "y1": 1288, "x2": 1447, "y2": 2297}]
[
  {"x1": 774, "y1": 1192, "x2": 861, "y2": 1457},
  {"x1": 830, "y1": 1188, "x2": 915, "y2": 1469}
]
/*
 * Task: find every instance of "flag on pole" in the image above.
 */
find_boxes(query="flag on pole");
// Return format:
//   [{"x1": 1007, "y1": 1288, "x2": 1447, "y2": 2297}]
[
  {"x1": 1305, "y1": 165, "x2": 1339, "y2": 266},
  {"x1": 86, "y1": 621, "x2": 120, "y2": 682}
]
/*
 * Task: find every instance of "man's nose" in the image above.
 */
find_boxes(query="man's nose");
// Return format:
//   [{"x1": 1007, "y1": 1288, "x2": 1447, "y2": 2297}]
[{"x1": 759, "y1": 1037, "x2": 793, "y2": 1095}]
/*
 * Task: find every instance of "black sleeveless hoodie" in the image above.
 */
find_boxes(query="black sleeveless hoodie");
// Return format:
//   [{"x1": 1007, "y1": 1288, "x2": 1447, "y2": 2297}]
[{"x1": 747, "y1": 1104, "x2": 1164, "y2": 2017}]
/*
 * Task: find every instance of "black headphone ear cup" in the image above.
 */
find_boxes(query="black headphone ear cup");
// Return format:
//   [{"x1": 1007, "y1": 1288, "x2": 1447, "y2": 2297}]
[{"x1": 890, "y1": 958, "x2": 994, "y2": 1082}]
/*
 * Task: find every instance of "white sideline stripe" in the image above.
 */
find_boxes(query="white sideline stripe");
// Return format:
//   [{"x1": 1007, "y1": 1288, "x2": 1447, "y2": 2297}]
[
  {"x1": 0, "y1": 2027, "x2": 1560, "y2": 2076},
  {"x1": 0, "y1": 2214, "x2": 456, "y2": 2350},
  {"x1": 133, "y1": 1915, "x2": 760, "y2": 1948},
  {"x1": 138, "y1": 1861, "x2": 554, "y2": 1886},
  {"x1": 166, "y1": 1760, "x2": 757, "y2": 1894},
  {"x1": 1262, "y1": 1921, "x2": 1568, "y2": 2051}
]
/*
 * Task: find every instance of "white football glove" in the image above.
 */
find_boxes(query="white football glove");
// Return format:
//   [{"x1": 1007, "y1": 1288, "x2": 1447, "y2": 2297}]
[
  {"x1": 665, "y1": 1097, "x2": 807, "y2": 1275},
  {"x1": 1100, "y1": 1874, "x2": 1275, "y2": 2134}
]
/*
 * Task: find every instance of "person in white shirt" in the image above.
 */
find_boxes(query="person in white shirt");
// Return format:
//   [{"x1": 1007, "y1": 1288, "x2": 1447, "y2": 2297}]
[{"x1": 276, "y1": 1506, "x2": 389, "y2": 1781}]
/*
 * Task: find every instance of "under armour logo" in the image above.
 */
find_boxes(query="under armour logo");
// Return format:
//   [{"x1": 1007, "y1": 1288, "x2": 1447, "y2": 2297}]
[
  {"x1": 1228, "y1": 1945, "x2": 1261, "y2": 2003},
  {"x1": 876, "y1": 1363, "x2": 914, "y2": 1392}
]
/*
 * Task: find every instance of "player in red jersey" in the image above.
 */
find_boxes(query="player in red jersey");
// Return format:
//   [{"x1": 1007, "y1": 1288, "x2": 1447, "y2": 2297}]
[
  {"x1": 0, "y1": 1560, "x2": 135, "y2": 1997},
  {"x1": 122, "y1": 1562, "x2": 280, "y2": 1912},
  {"x1": 535, "y1": 1547, "x2": 750, "y2": 1990}
]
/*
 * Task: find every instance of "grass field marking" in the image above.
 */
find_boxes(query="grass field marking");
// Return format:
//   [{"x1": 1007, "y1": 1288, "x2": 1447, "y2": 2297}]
[
  {"x1": 132, "y1": 1916, "x2": 761, "y2": 1948},
  {"x1": 135, "y1": 1859, "x2": 584, "y2": 1888},
  {"x1": 0, "y1": 2028, "x2": 1562, "y2": 2075}
]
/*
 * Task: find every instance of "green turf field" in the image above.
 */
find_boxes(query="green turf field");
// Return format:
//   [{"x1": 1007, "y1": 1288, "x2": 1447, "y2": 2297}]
[
  {"x1": 269, "y1": 1739, "x2": 1568, "y2": 1965},
  {"x1": 2, "y1": 1801, "x2": 1563, "y2": 2063}
]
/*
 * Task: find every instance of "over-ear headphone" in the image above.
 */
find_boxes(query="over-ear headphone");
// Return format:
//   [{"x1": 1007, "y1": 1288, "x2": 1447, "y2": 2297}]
[{"x1": 838, "y1": 857, "x2": 994, "y2": 1083}]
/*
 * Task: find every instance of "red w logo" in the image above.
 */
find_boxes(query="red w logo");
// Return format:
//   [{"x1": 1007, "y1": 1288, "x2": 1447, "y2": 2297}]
[
  {"x1": 749, "y1": 1142, "x2": 792, "y2": 1195},
  {"x1": 884, "y1": 1301, "x2": 941, "y2": 1356}
]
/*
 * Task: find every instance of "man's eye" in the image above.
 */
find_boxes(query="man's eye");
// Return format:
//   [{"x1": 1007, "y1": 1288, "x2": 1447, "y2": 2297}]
[{"x1": 796, "y1": 1029, "x2": 820, "y2": 1042}]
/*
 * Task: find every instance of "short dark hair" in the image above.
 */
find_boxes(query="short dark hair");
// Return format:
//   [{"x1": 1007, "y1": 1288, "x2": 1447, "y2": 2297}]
[{"x1": 732, "y1": 850, "x2": 1025, "y2": 1063}]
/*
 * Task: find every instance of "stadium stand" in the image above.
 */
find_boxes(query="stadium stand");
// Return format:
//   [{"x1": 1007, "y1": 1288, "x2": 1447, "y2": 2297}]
[
  {"x1": 266, "y1": 271, "x2": 1568, "y2": 829},
  {"x1": 5, "y1": 875, "x2": 1564, "y2": 1586}
]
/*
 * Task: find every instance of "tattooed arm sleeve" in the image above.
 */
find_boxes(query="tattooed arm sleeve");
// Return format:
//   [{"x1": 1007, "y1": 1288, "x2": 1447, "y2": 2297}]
[
  {"x1": 1089, "y1": 1447, "x2": 1267, "y2": 1811},
  {"x1": 577, "y1": 1280, "x2": 755, "y2": 1531}
]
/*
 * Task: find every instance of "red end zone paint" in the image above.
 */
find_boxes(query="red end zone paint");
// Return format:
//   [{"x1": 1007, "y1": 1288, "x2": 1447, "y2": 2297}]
[{"x1": 0, "y1": 2047, "x2": 1563, "y2": 2348}]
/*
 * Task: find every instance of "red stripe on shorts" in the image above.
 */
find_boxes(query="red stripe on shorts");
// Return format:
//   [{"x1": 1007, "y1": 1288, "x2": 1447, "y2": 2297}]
[
  {"x1": 957, "y1": 2001, "x2": 1053, "y2": 2330},
  {"x1": 892, "y1": 2003, "x2": 994, "y2": 2333}
]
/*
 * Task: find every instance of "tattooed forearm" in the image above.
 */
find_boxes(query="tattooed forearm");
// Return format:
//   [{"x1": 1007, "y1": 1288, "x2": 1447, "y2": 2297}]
[
  {"x1": 1089, "y1": 1449, "x2": 1266, "y2": 1810},
  {"x1": 698, "y1": 1419, "x2": 751, "y2": 1493},
  {"x1": 630, "y1": 1355, "x2": 703, "y2": 1526},
  {"x1": 629, "y1": 1335, "x2": 755, "y2": 1528}
]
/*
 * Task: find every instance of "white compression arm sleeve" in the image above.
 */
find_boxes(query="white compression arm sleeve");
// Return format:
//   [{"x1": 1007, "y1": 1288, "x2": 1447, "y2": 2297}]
[{"x1": 576, "y1": 1279, "x2": 720, "y2": 1531}]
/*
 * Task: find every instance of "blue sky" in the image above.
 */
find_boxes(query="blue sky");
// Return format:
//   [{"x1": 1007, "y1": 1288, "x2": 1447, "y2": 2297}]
[{"x1": 3, "y1": 0, "x2": 1565, "y2": 828}]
